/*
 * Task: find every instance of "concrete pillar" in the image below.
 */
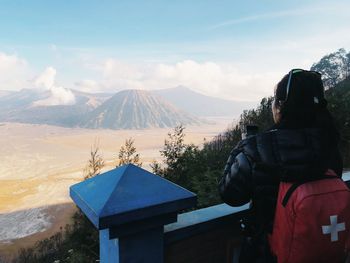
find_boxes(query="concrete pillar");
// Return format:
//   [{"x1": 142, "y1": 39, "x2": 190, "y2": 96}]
[{"x1": 70, "y1": 164, "x2": 196, "y2": 263}]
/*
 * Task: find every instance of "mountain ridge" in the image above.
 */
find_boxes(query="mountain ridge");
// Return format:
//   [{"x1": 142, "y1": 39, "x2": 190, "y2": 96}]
[
  {"x1": 0, "y1": 86, "x2": 251, "y2": 129},
  {"x1": 153, "y1": 86, "x2": 257, "y2": 117},
  {"x1": 0, "y1": 89, "x2": 109, "y2": 127}
]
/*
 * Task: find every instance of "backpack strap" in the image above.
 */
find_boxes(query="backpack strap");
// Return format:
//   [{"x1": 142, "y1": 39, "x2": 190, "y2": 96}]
[{"x1": 282, "y1": 175, "x2": 339, "y2": 207}]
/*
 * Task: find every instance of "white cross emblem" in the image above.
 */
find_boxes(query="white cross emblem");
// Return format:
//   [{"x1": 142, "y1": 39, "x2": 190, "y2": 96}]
[{"x1": 322, "y1": 215, "x2": 346, "y2": 242}]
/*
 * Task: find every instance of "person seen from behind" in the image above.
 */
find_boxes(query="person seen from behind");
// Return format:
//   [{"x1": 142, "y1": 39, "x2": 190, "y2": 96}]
[{"x1": 219, "y1": 69, "x2": 350, "y2": 263}]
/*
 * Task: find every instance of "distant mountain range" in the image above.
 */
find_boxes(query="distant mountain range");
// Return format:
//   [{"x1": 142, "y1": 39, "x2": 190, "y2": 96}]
[
  {"x1": 0, "y1": 89, "x2": 110, "y2": 127},
  {"x1": 0, "y1": 86, "x2": 255, "y2": 129},
  {"x1": 154, "y1": 86, "x2": 256, "y2": 117}
]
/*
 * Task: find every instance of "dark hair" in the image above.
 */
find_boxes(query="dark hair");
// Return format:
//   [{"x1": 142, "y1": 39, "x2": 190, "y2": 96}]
[
  {"x1": 275, "y1": 70, "x2": 337, "y2": 135},
  {"x1": 275, "y1": 70, "x2": 334, "y2": 128},
  {"x1": 275, "y1": 70, "x2": 342, "y2": 175}
]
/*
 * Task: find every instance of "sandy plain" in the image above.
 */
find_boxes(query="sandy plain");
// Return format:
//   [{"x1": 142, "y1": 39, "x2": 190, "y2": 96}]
[{"x1": 0, "y1": 118, "x2": 234, "y2": 258}]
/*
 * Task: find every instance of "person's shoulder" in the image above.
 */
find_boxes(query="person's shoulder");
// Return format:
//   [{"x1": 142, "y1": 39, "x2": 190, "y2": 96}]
[
  {"x1": 233, "y1": 129, "x2": 281, "y2": 162},
  {"x1": 267, "y1": 127, "x2": 325, "y2": 146},
  {"x1": 247, "y1": 129, "x2": 280, "y2": 163},
  {"x1": 258, "y1": 127, "x2": 327, "y2": 165}
]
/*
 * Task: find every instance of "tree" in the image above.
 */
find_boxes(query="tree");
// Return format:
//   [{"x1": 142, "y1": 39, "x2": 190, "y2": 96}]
[
  {"x1": 83, "y1": 140, "x2": 105, "y2": 180},
  {"x1": 191, "y1": 169, "x2": 222, "y2": 207},
  {"x1": 151, "y1": 125, "x2": 187, "y2": 178},
  {"x1": 325, "y1": 77, "x2": 350, "y2": 166},
  {"x1": 151, "y1": 125, "x2": 216, "y2": 202},
  {"x1": 117, "y1": 138, "x2": 142, "y2": 167},
  {"x1": 150, "y1": 159, "x2": 163, "y2": 175},
  {"x1": 151, "y1": 125, "x2": 189, "y2": 183},
  {"x1": 161, "y1": 125, "x2": 186, "y2": 169},
  {"x1": 239, "y1": 97, "x2": 274, "y2": 131}
]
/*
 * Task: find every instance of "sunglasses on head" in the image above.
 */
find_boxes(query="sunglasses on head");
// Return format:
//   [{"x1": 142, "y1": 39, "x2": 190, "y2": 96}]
[{"x1": 283, "y1": 68, "x2": 322, "y2": 103}]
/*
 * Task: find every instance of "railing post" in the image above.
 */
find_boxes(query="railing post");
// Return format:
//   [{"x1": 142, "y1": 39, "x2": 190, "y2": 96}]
[{"x1": 70, "y1": 164, "x2": 196, "y2": 263}]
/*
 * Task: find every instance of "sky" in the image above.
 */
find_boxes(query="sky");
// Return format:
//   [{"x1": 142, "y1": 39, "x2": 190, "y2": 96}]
[{"x1": 0, "y1": 0, "x2": 349, "y2": 103}]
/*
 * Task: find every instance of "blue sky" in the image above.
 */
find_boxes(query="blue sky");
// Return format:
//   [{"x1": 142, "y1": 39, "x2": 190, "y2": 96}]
[{"x1": 0, "y1": 0, "x2": 349, "y2": 101}]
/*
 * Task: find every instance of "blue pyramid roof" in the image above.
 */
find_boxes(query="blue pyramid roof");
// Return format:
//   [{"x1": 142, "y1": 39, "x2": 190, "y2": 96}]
[{"x1": 70, "y1": 164, "x2": 196, "y2": 229}]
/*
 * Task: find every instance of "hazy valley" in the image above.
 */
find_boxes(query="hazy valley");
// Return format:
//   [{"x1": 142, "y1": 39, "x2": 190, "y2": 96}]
[{"x1": 0, "y1": 118, "x2": 233, "y2": 256}]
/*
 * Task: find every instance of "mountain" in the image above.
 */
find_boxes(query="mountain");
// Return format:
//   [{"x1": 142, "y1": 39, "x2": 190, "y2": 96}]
[
  {"x1": 80, "y1": 89, "x2": 201, "y2": 129},
  {"x1": 0, "y1": 89, "x2": 110, "y2": 127},
  {"x1": 153, "y1": 86, "x2": 257, "y2": 117},
  {"x1": 0, "y1": 89, "x2": 50, "y2": 110}
]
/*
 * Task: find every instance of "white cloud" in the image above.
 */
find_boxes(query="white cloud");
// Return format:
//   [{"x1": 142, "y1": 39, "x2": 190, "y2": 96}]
[
  {"x1": 75, "y1": 79, "x2": 104, "y2": 93},
  {"x1": 0, "y1": 52, "x2": 27, "y2": 71},
  {"x1": 79, "y1": 58, "x2": 281, "y2": 101},
  {"x1": 33, "y1": 67, "x2": 76, "y2": 106},
  {"x1": 34, "y1": 67, "x2": 56, "y2": 89},
  {"x1": 0, "y1": 52, "x2": 30, "y2": 90},
  {"x1": 74, "y1": 25, "x2": 350, "y2": 100},
  {"x1": 153, "y1": 61, "x2": 280, "y2": 101}
]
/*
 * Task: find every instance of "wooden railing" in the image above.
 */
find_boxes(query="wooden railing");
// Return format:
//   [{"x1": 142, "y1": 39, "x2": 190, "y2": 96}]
[{"x1": 164, "y1": 203, "x2": 249, "y2": 263}]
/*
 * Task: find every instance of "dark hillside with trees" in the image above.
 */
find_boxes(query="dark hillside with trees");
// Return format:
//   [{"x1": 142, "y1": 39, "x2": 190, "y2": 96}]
[
  {"x1": 311, "y1": 48, "x2": 350, "y2": 165},
  {"x1": 11, "y1": 48, "x2": 350, "y2": 262},
  {"x1": 326, "y1": 77, "x2": 350, "y2": 165}
]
